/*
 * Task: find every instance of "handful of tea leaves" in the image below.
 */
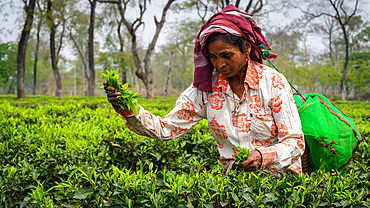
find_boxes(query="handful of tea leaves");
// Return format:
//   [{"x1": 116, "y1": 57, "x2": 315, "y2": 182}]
[
  {"x1": 101, "y1": 69, "x2": 141, "y2": 114},
  {"x1": 234, "y1": 146, "x2": 250, "y2": 163}
]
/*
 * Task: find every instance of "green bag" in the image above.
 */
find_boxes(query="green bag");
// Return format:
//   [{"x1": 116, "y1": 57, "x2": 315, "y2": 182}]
[{"x1": 294, "y1": 93, "x2": 361, "y2": 172}]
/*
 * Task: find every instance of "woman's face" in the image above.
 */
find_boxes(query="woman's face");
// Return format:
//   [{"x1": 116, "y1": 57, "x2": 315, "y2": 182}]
[{"x1": 207, "y1": 39, "x2": 250, "y2": 79}]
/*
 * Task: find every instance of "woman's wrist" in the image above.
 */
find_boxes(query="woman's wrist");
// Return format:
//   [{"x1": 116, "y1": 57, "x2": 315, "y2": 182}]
[
  {"x1": 255, "y1": 149, "x2": 263, "y2": 170},
  {"x1": 113, "y1": 105, "x2": 135, "y2": 117}
]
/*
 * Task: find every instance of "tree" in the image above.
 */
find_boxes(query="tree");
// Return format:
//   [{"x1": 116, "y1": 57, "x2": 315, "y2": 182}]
[
  {"x1": 87, "y1": 0, "x2": 98, "y2": 96},
  {"x1": 347, "y1": 52, "x2": 370, "y2": 100},
  {"x1": 165, "y1": 19, "x2": 201, "y2": 91},
  {"x1": 96, "y1": 2, "x2": 132, "y2": 85},
  {"x1": 17, "y1": 0, "x2": 37, "y2": 98},
  {"x1": 46, "y1": 0, "x2": 66, "y2": 98},
  {"x1": 85, "y1": 0, "x2": 135, "y2": 96},
  {"x1": 0, "y1": 42, "x2": 17, "y2": 94},
  {"x1": 116, "y1": 0, "x2": 176, "y2": 100},
  {"x1": 33, "y1": 0, "x2": 45, "y2": 95},
  {"x1": 214, "y1": 0, "x2": 265, "y2": 14},
  {"x1": 297, "y1": 0, "x2": 359, "y2": 100},
  {"x1": 150, "y1": 18, "x2": 200, "y2": 94},
  {"x1": 358, "y1": 25, "x2": 370, "y2": 44},
  {"x1": 70, "y1": 30, "x2": 89, "y2": 95},
  {"x1": 182, "y1": 0, "x2": 272, "y2": 23}
]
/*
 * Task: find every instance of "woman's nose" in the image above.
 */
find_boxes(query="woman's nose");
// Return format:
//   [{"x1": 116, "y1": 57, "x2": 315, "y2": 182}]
[{"x1": 216, "y1": 59, "x2": 226, "y2": 69}]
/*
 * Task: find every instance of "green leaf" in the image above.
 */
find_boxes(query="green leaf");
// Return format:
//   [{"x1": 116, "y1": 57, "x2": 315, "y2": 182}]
[
  {"x1": 204, "y1": 204, "x2": 214, "y2": 208},
  {"x1": 68, "y1": 168, "x2": 79, "y2": 181},
  {"x1": 138, "y1": 196, "x2": 149, "y2": 203},
  {"x1": 110, "y1": 142, "x2": 122, "y2": 148},
  {"x1": 73, "y1": 188, "x2": 93, "y2": 199},
  {"x1": 260, "y1": 193, "x2": 278, "y2": 203},
  {"x1": 186, "y1": 202, "x2": 194, "y2": 208},
  {"x1": 150, "y1": 152, "x2": 162, "y2": 161},
  {"x1": 231, "y1": 192, "x2": 239, "y2": 204},
  {"x1": 178, "y1": 175, "x2": 186, "y2": 187},
  {"x1": 235, "y1": 146, "x2": 250, "y2": 162},
  {"x1": 122, "y1": 83, "x2": 128, "y2": 90}
]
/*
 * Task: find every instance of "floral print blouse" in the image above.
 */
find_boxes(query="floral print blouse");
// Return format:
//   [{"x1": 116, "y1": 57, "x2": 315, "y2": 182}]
[{"x1": 117, "y1": 58, "x2": 305, "y2": 176}]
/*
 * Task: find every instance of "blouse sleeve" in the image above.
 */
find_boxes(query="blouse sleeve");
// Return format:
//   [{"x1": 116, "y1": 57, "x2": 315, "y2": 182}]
[
  {"x1": 256, "y1": 72, "x2": 305, "y2": 174},
  {"x1": 116, "y1": 84, "x2": 206, "y2": 141}
]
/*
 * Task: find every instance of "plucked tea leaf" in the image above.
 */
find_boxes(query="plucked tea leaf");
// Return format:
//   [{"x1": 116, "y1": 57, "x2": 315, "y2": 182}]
[
  {"x1": 235, "y1": 146, "x2": 250, "y2": 163},
  {"x1": 101, "y1": 69, "x2": 142, "y2": 114}
]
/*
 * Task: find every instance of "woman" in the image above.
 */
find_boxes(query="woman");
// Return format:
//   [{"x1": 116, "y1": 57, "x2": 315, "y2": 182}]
[{"x1": 105, "y1": 4, "x2": 305, "y2": 176}]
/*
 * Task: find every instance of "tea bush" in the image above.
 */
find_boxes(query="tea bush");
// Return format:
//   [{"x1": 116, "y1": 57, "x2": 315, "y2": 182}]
[{"x1": 0, "y1": 95, "x2": 369, "y2": 207}]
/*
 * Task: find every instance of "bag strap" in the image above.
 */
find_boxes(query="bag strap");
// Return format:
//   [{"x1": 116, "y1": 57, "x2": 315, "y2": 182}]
[{"x1": 259, "y1": 44, "x2": 306, "y2": 101}]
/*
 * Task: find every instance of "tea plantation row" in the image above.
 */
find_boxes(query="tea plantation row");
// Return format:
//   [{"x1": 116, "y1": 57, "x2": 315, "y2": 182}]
[{"x1": 0, "y1": 95, "x2": 369, "y2": 207}]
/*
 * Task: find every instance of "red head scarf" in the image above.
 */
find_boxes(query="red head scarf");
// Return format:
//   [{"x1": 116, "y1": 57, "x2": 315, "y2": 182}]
[{"x1": 193, "y1": 4, "x2": 277, "y2": 92}]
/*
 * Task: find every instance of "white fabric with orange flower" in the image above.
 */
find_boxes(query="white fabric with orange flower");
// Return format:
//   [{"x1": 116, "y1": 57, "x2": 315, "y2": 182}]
[{"x1": 121, "y1": 58, "x2": 304, "y2": 176}]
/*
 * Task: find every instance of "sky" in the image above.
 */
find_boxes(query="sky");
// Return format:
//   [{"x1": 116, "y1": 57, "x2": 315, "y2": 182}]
[
  {"x1": 0, "y1": 1, "x2": 184, "y2": 45},
  {"x1": 1, "y1": 1, "x2": 369, "y2": 56},
  {"x1": 0, "y1": 2, "x2": 20, "y2": 43}
]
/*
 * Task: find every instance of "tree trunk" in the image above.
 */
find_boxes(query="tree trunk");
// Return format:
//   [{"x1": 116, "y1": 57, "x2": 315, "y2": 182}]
[
  {"x1": 47, "y1": 0, "x2": 63, "y2": 98},
  {"x1": 17, "y1": 0, "x2": 36, "y2": 99},
  {"x1": 340, "y1": 25, "x2": 349, "y2": 101},
  {"x1": 328, "y1": 0, "x2": 358, "y2": 101},
  {"x1": 33, "y1": 14, "x2": 42, "y2": 95},
  {"x1": 143, "y1": 0, "x2": 175, "y2": 100},
  {"x1": 88, "y1": 0, "x2": 97, "y2": 96},
  {"x1": 70, "y1": 32, "x2": 89, "y2": 82},
  {"x1": 117, "y1": 0, "x2": 175, "y2": 100},
  {"x1": 165, "y1": 52, "x2": 176, "y2": 96},
  {"x1": 117, "y1": 22, "x2": 127, "y2": 84},
  {"x1": 117, "y1": 21, "x2": 124, "y2": 52},
  {"x1": 143, "y1": 58, "x2": 153, "y2": 99},
  {"x1": 120, "y1": 55, "x2": 127, "y2": 85},
  {"x1": 50, "y1": 25, "x2": 63, "y2": 98}
]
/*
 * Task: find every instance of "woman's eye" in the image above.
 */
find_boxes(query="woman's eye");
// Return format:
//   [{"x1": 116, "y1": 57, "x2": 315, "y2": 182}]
[
  {"x1": 209, "y1": 55, "x2": 216, "y2": 60},
  {"x1": 223, "y1": 54, "x2": 232, "y2": 59}
]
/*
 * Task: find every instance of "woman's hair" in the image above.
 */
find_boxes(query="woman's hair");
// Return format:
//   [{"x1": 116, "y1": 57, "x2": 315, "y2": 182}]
[{"x1": 204, "y1": 32, "x2": 248, "y2": 56}]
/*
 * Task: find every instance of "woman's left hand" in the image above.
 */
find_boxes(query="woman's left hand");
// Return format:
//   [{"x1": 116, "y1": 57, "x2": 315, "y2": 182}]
[{"x1": 235, "y1": 150, "x2": 262, "y2": 171}]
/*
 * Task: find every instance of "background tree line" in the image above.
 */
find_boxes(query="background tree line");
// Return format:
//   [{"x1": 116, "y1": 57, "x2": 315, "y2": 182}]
[{"x1": 0, "y1": 0, "x2": 369, "y2": 101}]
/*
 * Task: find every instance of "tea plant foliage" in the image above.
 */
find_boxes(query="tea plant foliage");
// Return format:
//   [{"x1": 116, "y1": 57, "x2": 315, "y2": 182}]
[{"x1": 0, "y1": 95, "x2": 369, "y2": 207}]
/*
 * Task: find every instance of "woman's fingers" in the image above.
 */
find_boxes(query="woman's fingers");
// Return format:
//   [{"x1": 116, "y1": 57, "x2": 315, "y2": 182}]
[
  {"x1": 104, "y1": 85, "x2": 115, "y2": 92},
  {"x1": 103, "y1": 81, "x2": 124, "y2": 108},
  {"x1": 236, "y1": 159, "x2": 254, "y2": 171},
  {"x1": 106, "y1": 91, "x2": 121, "y2": 97},
  {"x1": 103, "y1": 81, "x2": 121, "y2": 92},
  {"x1": 235, "y1": 150, "x2": 262, "y2": 171},
  {"x1": 106, "y1": 91, "x2": 121, "y2": 106}
]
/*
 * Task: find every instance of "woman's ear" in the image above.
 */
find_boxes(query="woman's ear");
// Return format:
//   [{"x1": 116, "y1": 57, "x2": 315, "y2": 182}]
[{"x1": 244, "y1": 42, "x2": 251, "y2": 55}]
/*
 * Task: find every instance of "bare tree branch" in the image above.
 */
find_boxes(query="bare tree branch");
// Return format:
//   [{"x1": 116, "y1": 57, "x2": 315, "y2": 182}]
[
  {"x1": 69, "y1": 31, "x2": 87, "y2": 73},
  {"x1": 252, "y1": 0, "x2": 263, "y2": 14},
  {"x1": 344, "y1": 0, "x2": 358, "y2": 25},
  {"x1": 235, "y1": 0, "x2": 241, "y2": 8},
  {"x1": 97, "y1": 0, "x2": 119, "y2": 3},
  {"x1": 196, "y1": 0, "x2": 208, "y2": 23},
  {"x1": 145, "y1": 0, "x2": 175, "y2": 61},
  {"x1": 245, "y1": 0, "x2": 253, "y2": 13},
  {"x1": 132, "y1": 0, "x2": 147, "y2": 32},
  {"x1": 56, "y1": 18, "x2": 66, "y2": 65}
]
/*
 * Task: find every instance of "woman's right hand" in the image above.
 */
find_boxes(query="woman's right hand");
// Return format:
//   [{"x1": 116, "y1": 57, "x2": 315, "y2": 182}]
[
  {"x1": 103, "y1": 80, "x2": 121, "y2": 108},
  {"x1": 103, "y1": 80, "x2": 134, "y2": 116}
]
